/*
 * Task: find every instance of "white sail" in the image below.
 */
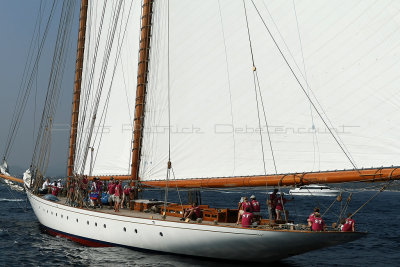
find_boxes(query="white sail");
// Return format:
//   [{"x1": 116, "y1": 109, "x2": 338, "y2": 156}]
[
  {"x1": 139, "y1": 0, "x2": 400, "y2": 181},
  {"x1": 74, "y1": 0, "x2": 142, "y2": 176}
]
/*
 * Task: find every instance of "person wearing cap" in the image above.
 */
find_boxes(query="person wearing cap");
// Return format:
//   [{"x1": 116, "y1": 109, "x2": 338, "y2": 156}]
[
  {"x1": 250, "y1": 195, "x2": 261, "y2": 222},
  {"x1": 307, "y1": 207, "x2": 320, "y2": 229},
  {"x1": 268, "y1": 189, "x2": 279, "y2": 219},
  {"x1": 341, "y1": 213, "x2": 355, "y2": 232},
  {"x1": 236, "y1": 196, "x2": 253, "y2": 224},
  {"x1": 310, "y1": 212, "x2": 326, "y2": 231}
]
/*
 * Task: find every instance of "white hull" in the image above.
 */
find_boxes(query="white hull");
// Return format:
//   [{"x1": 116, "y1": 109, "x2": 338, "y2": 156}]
[{"x1": 28, "y1": 191, "x2": 364, "y2": 262}]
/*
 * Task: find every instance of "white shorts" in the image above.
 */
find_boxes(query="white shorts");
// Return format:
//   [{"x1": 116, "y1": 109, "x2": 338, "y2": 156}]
[{"x1": 239, "y1": 210, "x2": 244, "y2": 215}]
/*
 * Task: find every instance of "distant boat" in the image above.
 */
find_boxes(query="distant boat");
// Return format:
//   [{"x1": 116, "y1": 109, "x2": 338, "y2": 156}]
[{"x1": 289, "y1": 185, "x2": 340, "y2": 197}]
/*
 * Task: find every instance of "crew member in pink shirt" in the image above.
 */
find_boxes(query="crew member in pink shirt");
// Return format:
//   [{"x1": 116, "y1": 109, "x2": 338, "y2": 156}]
[
  {"x1": 114, "y1": 180, "x2": 122, "y2": 212},
  {"x1": 275, "y1": 193, "x2": 293, "y2": 221},
  {"x1": 121, "y1": 185, "x2": 131, "y2": 209},
  {"x1": 311, "y1": 213, "x2": 326, "y2": 231},
  {"x1": 241, "y1": 207, "x2": 254, "y2": 228},
  {"x1": 181, "y1": 202, "x2": 202, "y2": 221},
  {"x1": 236, "y1": 197, "x2": 253, "y2": 224},
  {"x1": 307, "y1": 207, "x2": 320, "y2": 229},
  {"x1": 341, "y1": 213, "x2": 355, "y2": 232}
]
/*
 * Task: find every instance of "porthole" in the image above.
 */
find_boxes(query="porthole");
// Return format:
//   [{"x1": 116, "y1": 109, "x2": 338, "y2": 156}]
[
  {"x1": 51, "y1": 212, "x2": 53, "y2": 215},
  {"x1": 159, "y1": 232, "x2": 163, "y2": 237},
  {"x1": 76, "y1": 218, "x2": 79, "y2": 223},
  {"x1": 87, "y1": 221, "x2": 89, "y2": 225},
  {"x1": 61, "y1": 215, "x2": 63, "y2": 218},
  {"x1": 123, "y1": 227, "x2": 126, "y2": 232},
  {"x1": 134, "y1": 229, "x2": 138, "y2": 233},
  {"x1": 67, "y1": 216, "x2": 69, "y2": 220},
  {"x1": 56, "y1": 213, "x2": 57, "y2": 217},
  {"x1": 47, "y1": 210, "x2": 48, "y2": 213},
  {"x1": 104, "y1": 224, "x2": 106, "y2": 228},
  {"x1": 95, "y1": 222, "x2": 97, "y2": 227}
]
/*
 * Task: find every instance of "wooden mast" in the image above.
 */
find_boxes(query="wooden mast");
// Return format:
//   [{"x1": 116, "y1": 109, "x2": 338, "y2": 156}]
[
  {"x1": 67, "y1": 0, "x2": 88, "y2": 182},
  {"x1": 130, "y1": 0, "x2": 154, "y2": 197}
]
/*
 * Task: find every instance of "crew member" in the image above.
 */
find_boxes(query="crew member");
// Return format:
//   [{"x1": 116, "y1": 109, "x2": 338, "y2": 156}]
[
  {"x1": 275, "y1": 193, "x2": 293, "y2": 221},
  {"x1": 250, "y1": 195, "x2": 261, "y2": 221},
  {"x1": 107, "y1": 177, "x2": 116, "y2": 209},
  {"x1": 181, "y1": 202, "x2": 202, "y2": 221},
  {"x1": 311, "y1": 212, "x2": 326, "y2": 231},
  {"x1": 268, "y1": 189, "x2": 279, "y2": 219},
  {"x1": 114, "y1": 180, "x2": 122, "y2": 212},
  {"x1": 236, "y1": 197, "x2": 253, "y2": 224},
  {"x1": 341, "y1": 213, "x2": 355, "y2": 232},
  {"x1": 241, "y1": 207, "x2": 254, "y2": 228},
  {"x1": 307, "y1": 207, "x2": 320, "y2": 229}
]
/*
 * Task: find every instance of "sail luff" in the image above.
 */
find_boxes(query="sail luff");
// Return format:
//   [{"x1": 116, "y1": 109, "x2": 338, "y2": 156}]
[
  {"x1": 130, "y1": 0, "x2": 154, "y2": 193},
  {"x1": 67, "y1": 0, "x2": 88, "y2": 181}
]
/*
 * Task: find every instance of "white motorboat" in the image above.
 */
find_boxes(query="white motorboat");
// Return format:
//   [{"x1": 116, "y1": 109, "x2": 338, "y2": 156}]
[{"x1": 289, "y1": 185, "x2": 340, "y2": 197}]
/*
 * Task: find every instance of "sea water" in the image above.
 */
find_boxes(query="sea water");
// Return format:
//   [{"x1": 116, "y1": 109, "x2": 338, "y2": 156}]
[{"x1": 0, "y1": 182, "x2": 399, "y2": 266}]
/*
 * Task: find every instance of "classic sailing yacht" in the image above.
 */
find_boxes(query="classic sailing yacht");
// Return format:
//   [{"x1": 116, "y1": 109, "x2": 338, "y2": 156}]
[{"x1": 2, "y1": 0, "x2": 400, "y2": 263}]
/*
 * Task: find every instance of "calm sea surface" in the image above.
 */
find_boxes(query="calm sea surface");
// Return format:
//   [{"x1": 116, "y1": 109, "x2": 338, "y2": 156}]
[{"x1": 1, "y1": 182, "x2": 399, "y2": 266}]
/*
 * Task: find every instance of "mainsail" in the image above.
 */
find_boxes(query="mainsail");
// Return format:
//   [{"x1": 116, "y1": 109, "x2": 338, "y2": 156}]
[{"x1": 137, "y1": 0, "x2": 400, "y2": 183}]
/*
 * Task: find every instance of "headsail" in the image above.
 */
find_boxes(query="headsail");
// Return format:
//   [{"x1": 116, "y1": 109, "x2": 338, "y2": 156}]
[{"x1": 73, "y1": 1, "x2": 142, "y2": 176}]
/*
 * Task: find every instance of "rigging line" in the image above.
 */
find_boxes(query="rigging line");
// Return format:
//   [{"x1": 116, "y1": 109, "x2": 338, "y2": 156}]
[
  {"x1": 242, "y1": 0, "x2": 267, "y2": 176},
  {"x1": 218, "y1": 0, "x2": 236, "y2": 176},
  {"x1": 74, "y1": 1, "x2": 109, "y2": 171},
  {"x1": 351, "y1": 181, "x2": 392, "y2": 217},
  {"x1": 91, "y1": 0, "x2": 135, "y2": 171},
  {"x1": 254, "y1": 71, "x2": 278, "y2": 175},
  {"x1": 292, "y1": 0, "x2": 318, "y2": 171},
  {"x1": 79, "y1": 0, "x2": 124, "y2": 174},
  {"x1": 163, "y1": 0, "x2": 171, "y2": 215},
  {"x1": 32, "y1": 0, "x2": 76, "y2": 176},
  {"x1": 74, "y1": 0, "x2": 117, "y2": 172},
  {"x1": 33, "y1": 1, "x2": 43, "y2": 153},
  {"x1": 260, "y1": 1, "x2": 352, "y2": 168},
  {"x1": 4, "y1": 1, "x2": 58, "y2": 160},
  {"x1": 251, "y1": 0, "x2": 359, "y2": 172}
]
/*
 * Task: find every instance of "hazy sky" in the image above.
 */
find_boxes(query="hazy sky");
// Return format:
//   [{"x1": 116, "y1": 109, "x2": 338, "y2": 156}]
[{"x1": 0, "y1": 1, "x2": 80, "y2": 176}]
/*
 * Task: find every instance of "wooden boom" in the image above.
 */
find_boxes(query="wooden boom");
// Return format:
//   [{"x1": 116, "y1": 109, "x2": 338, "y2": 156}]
[
  {"x1": 93, "y1": 167, "x2": 400, "y2": 188},
  {"x1": 0, "y1": 174, "x2": 24, "y2": 184}
]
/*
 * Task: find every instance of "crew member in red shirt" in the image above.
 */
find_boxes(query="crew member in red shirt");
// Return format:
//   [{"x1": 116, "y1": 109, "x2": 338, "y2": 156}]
[
  {"x1": 52, "y1": 181, "x2": 59, "y2": 196},
  {"x1": 341, "y1": 213, "x2": 355, "y2": 232},
  {"x1": 236, "y1": 197, "x2": 253, "y2": 224},
  {"x1": 311, "y1": 213, "x2": 326, "y2": 231},
  {"x1": 250, "y1": 195, "x2": 261, "y2": 222},
  {"x1": 107, "y1": 177, "x2": 116, "y2": 208},
  {"x1": 121, "y1": 185, "x2": 131, "y2": 209},
  {"x1": 181, "y1": 202, "x2": 202, "y2": 221},
  {"x1": 275, "y1": 193, "x2": 293, "y2": 221},
  {"x1": 114, "y1": 180, "x2": 122, "y2": 212},
  {"x1": 269, "y1": 189, "x2": 279, "y2": 219},
  {"x1": 307, "y1": 207, "x2": 320, "y2": 229},
  {"x1": 241, "y1": 207, "x2": 254, "y2": 228}
]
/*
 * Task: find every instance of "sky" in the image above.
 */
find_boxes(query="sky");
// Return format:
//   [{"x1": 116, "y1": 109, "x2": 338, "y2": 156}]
[{"x1": 0, "y1": 1, "x2": 80, "y2": 176}]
